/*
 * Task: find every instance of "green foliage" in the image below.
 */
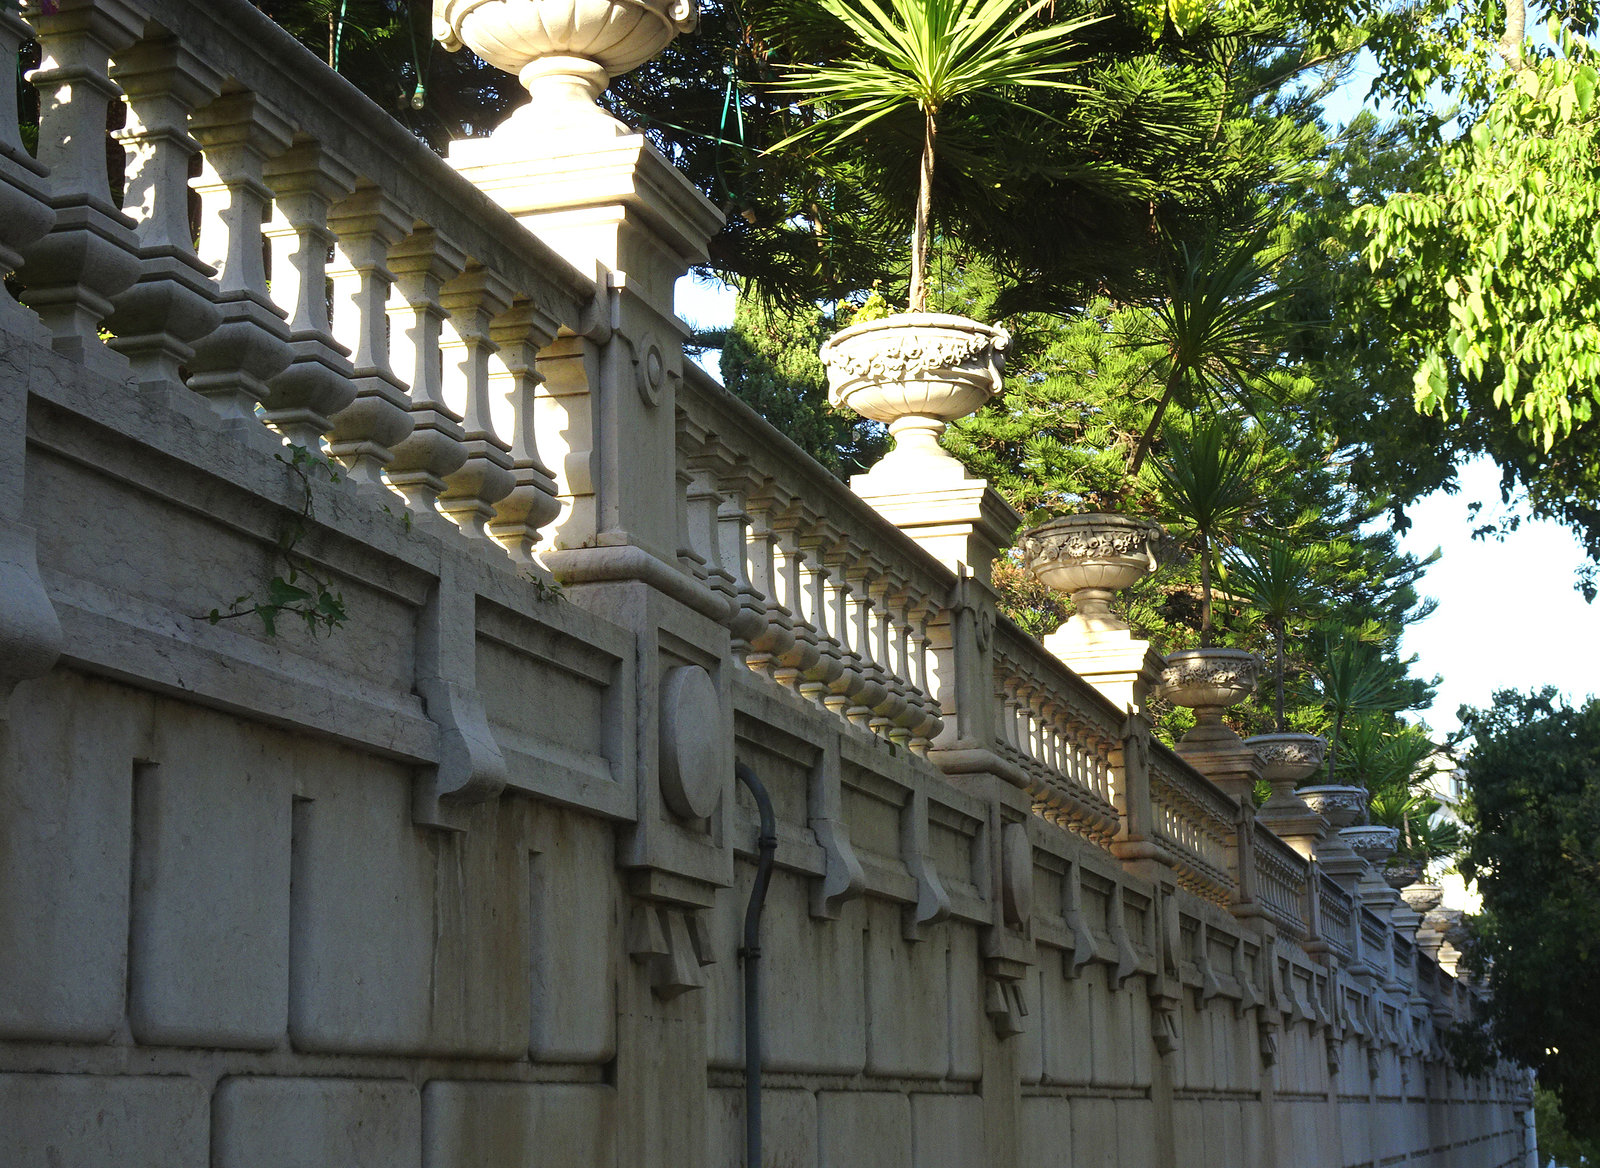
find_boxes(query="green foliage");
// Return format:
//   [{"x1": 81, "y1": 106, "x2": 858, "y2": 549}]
[
  {"x1": 205, "y1": 445, "x2": 348, "y2": 638},
  {"x1": 1454, "y1": 688, "x2": 1600, "y2": 1142},
  {"x1": 1537, "y1": 1085, "x2": 1600, "y2": 1167},
  {"x1": 720, "y1": 293, "x2": 890, "y2": 476},
  {"x1": 1354, "y1": 44, "x2": 1600, "y2": 454},
  {"x1": 1152, "y1": 416, "x2": 1261, "y2": 642}
]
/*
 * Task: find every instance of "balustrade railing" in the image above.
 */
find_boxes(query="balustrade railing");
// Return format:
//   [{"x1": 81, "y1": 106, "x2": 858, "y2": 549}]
[
  {"x1": 1, "y1": 0, "x2": 1457, "y2": 991},
  {"x1": 1252, "y1": 820, "x2": 1310, "y2": 940},
  {"x1": 1318, "y1": 869, "x2": 1356, "y2": 962},
  {"x1": 991, "y1": 621, "x2": 1122, "y2": 845},
  {"x1": 1148, "y1": 741, "x2": 1237, "y2": 905},
  {"x1": 5, "y1": 0, "x2": 593, "y2": 569}
]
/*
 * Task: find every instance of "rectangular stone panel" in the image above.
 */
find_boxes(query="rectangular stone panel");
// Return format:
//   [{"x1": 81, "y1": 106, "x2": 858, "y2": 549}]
[
  {"x1": 422, "y1": 1080, "x2": 615, "y2": 1168},
  {"x1": 910, "y1": 1093, "x2": 984, "y2": 1168},
  {"x1": 528, "y1": 802, "x2": 616, "y2": 1063},
  {"x1": 0, "y1": 1071, "x2": 207, "y2": 1167},
  {"x1": 214, "y1": 1076, "x2": 419, "y2": 1168},
  {"x1": 0, "y1": 674, "x2": 146, "y2": 1041},
  {"x1": 818, "y1": 1091, "x2": 910, "y2": 1168},
  {"x1": 865, "y1": 899, "x2": 950, "y2": 1079},
  {"x1": 762, "y1": 871, "x2": 866, "y2": 1075},
  {"x1": 128, "y1": 706, "x2": 293, "y2": 1048},
  {"x1": 708, "y1": 1086, "x2": 816, "y2": 1168},
  {"x1": 288, "y1": 764, "x2": 435, "y2": 1054},
  {"x1": 1019, "y1": 1095, "x2": 1072, "y2": 1167}
]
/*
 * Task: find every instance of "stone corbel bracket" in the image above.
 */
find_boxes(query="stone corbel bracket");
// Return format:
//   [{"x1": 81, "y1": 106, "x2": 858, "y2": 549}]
[
  {"x1": 984, "y1": 955, "x2": 1030, "y2": 1039},
  {"x1": 1149, "y1": 880, "x2": 1183, "y2": 1057},
  {"x1": 1106, "y1": 881, "x2": 1141, "y2": 989},
  {"x1": 412, "y1": 560, "x2": 508, "y2": 828},
  {"x1": 627, "y1": 896, "x2": 715, "y2": 1000},
  {"x1": 809, "y1": 738, "x2": 864, "y2": 919},
  {"x1": 0, "y1": 522, "x2": 63, "y2": 721},
  {"x1": 1061, "y1": 860, "x2": 1098, "y2": 979},
  {"x1": 901, "y1": 787, "x2": 951, "y2": 941},
  {"x1": 1193, "y1": 919, "x2": 1223, "y2": 1006}
]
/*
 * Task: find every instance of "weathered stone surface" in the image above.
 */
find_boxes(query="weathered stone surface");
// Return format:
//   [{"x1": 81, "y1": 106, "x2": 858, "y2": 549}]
[
  {"x1": 214, "y1": 1076, "x2": 419, "y2": 1168},
  {"x1": 910, "y1": 1093, "x2": 984, "y2": 1168},
  {"x1": 129, "y1": 706, "x2": 293, "y2": 1048},
  {"x1": 0, "y1": 673, "x2": 146, "y2": 1041},
  {"x1": 1019, "y1": 1096, "x2": 1072, "y2": 1167},
  {"x1": 762, "y1": 871, "x2": 868, "y2": 1075},
  {"x1": 0, "y1": 1072, "x2": 208, "y2": 1167},
  {"x1": 865, "y1": 900, "x2": 950, "y2": 1079},
  {"x1": 818, "y1": 1091, "x2": 911, "y2": 1168},
  {"x1": 288, "y1": 764, "x2": 436, "y2": 1054},
  {"x1": 528, "y1": 802, "x2": 617, "y2": 1062},
  {"x1": 422, "y1": 1080, "x2": 615, "y2": 1168},
  {"x1": 709, "y1": 1087, "x2": 816, "y2": 1168}
]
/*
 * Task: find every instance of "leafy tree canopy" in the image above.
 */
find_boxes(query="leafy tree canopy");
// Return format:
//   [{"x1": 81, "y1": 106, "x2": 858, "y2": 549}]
[{"x1": 1451, "y1": 687, "x2": 1600, "y2": 1141}]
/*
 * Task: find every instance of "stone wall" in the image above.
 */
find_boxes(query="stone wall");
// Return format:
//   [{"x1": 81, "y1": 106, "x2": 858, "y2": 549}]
[
  {"x1": 0, "y1": 327, "x2": 1528, "y2": 1167},
  {"x1": 0, "y1": 1, "x2": 1532, "y2": 1162}
]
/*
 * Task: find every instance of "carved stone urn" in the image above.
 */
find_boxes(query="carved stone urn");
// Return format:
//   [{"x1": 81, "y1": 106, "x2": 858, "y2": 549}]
[
  {"x1": 1340, "y1": 823, "x2": 1401, "y2": 905},
  {"x1": 1384, "y1": 856, "x2": 1426, "y2": 891},
  {"x1": 1246, "y1": 732, "x2": 1328, "y2": 810},
  {"x1": 434, "y1": 0, "x2": 697, "y2": 141},
  {"x1": 820, "y1": 313, "x2": 1008, "y2": 480},
  {"x1": 1400, "y1": 882, "x2": 1444, "y2": 915},
  {"x1": 1019, "y1": 513, "x2": 1171, "y2": 641},
  {"x1": 1158, "y1": 647, "x2": 1261, "y2": 746},
  {"x1": 1299, "y1": 783, "x2": 1368, "y2": 868}
]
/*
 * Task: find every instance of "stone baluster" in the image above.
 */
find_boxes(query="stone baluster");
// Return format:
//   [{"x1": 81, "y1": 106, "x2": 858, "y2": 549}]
[
  {"x1": 1039, "y1": 696, "x2": 1062, "y2": 774},
  {"x1": 795, "y1": 523, "x2": 847, "y2": 709},
  {"x1": 866, "y1": 575, "x2": 911, "y2": 739},
  {"x1": 486, "y1": 300, "x2": 564, "y2": 568},
  {"x1": 185, "y1": 92, "x2": 294, "y2": 431},
  {"x1": 678, "y1": 433, "x2": 740, "y2": 628},
  {"x1": 103, "y1": 38, "x2": 223, "y2": 395},
  {"x1": 706, "y1": 463, "x2": 769, "y2": 654},
  {"x1": 325, "y1": 186, "x2": 415, "y2": 484},
  {"x1": 841, "y1": 556, "x2": 890, "y2": 729},
  {"x1": 259, "y1": 142, "x2": 359, "y2": 449},
  {"x1": 383, "y1": 227, "x2": 469, "y2": 515},
  {"x1": 906, "y1": 604, "x2": 943, "y2": 753},
  {"x1": 883, "y1": 592, "x2": 921, "y2": 747},
  {"x1": 438, "y1": 266, "x2": 517, "y2": 538},
  {"x1": 0, "y1": 3, "x2": 52, "y2": 338},
  {"x1": 820, "y1": 540, "x2": 869, "y2": 721},
  {"x1": 998, "y1": 670, "x2": 1022, "y2": 753},
  {"x1": 766, "y1": 508, "x2": 823, "y2": 692},
  {"x1": 739, "y1": 481, "x2": 798, "y2": 677},
  {"x1": 16, "y1": 0, "x2": 144, "y2": 370}
]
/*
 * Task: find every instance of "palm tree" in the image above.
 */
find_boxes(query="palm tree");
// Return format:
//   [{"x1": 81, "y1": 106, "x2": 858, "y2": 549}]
[
  {"x1": 1151, "y1": 417, "x2": 1259, "y2": 646},
  {"x1": 771, "y1": 0, "x2": 1094, "y2": 311},
  {"x1": 1308, "y1": 627, "x2": 1410, "y2": 783},
  {"x1": 1124, "y1": 227, "x2": 1297, "y2": 478},
  {"x1": 1225, "y1": 536, "x2": 1321, "y2": 730}
]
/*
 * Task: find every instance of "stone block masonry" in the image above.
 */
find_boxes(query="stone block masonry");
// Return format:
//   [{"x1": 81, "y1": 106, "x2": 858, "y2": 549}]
[{"x1": 0, "y1": 0, "x2": 1531, "y2": 1165}]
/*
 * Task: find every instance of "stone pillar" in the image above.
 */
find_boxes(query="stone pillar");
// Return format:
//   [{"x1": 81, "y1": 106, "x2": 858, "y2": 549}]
[{"x1": 449, "y1": 136, "x2": 723, "y2": 577}]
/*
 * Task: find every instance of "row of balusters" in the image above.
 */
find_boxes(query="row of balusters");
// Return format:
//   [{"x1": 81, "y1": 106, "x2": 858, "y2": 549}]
[
  {"x1": 993, "y1": 647, "x2": 1121, "y2": 843},
  {"x1": 672, "y1": 431, "x2": 947, "y2": 752},
  {"x1": 0, "y1": 3, "x2": 565, "y2": 566}
]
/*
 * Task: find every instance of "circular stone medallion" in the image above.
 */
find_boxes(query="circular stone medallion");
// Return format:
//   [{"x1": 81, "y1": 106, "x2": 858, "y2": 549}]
[{"x1": 659, "y1": 665, "x2": 722, "y2": 819}]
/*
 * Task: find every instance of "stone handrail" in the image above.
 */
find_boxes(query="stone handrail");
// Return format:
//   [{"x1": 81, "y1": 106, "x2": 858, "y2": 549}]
[
  {"x1": 7, "y1": 0, "x2": 595, "y2": 572},
  {"x1": 1317, "y1": 868, "x2": 1356, "y2": 962},
  {"x1": 1147, "y1": 740, "x2": 1238, "y2": 905}
]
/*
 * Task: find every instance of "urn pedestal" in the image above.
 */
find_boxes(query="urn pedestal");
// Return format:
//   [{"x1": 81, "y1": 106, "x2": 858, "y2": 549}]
[{"x1": 1159, "y1": 647, "x2": 1262, "y2": 802}]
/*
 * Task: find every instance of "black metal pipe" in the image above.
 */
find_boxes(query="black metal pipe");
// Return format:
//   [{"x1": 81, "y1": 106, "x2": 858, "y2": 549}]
[{"x1": 735, "y1": 760, "x2": 777, "y2": 1168}]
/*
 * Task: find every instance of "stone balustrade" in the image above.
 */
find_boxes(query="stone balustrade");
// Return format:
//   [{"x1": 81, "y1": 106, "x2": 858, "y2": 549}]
[{"x1": 0, "y1": 1, "x2": 1533, "y2": 1163}]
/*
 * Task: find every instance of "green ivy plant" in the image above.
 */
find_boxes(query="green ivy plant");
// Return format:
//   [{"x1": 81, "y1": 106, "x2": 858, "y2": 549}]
[{"x1": 205, "y1": 444, "x2": 349, "y2": 637}]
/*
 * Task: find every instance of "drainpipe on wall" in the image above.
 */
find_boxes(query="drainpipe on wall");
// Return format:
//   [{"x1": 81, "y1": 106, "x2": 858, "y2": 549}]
[{"x1": 735, "y1": 761, "x2": 777, "y2": 1168}]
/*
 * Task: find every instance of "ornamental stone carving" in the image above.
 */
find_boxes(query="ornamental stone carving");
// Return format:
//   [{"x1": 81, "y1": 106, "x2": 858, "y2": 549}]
[
  {"x1": 434, "y1": 0, "x2": 697, "y2": 142},
  {"x1": 1340, "y1": 825, "x2": 1400, "y2": 865},
  {"x1": 1158, "y1": 647, "x2": 1260, "y2": 746},
  {"x1": 1020, "y1": 513, "x2": 1172, "y2": 639},
  {"x1": 1299, "y1": 784, "x2": 1368, "y2": 830},
  {"x1": 820, "y1": 313, "x2": 1008, "y2": 478},
  {"x1": 1247, "y1": 732, "x2": 1328, "y2": 784}
]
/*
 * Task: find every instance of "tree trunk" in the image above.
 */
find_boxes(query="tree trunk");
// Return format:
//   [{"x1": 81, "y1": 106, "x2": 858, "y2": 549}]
[
  {"x1": 1273, "y1": 620, "x2": 1286, "y2": 732},
  {"x1": 1500, "y1": 0, "x2": 1526, "y2": 69},
  {"x1": 1327, "y1": 710, "x2": 1344, "y2": 787},
  {"x1": 1199, "y1": 531, "x2": 1213, "y2": 646},
  {"x1": 1126, "y1": 365, "x2": 1183, "y2": 478},
  {"x1": 909, "y1": 110, "x2": 936, "y2": 312}
]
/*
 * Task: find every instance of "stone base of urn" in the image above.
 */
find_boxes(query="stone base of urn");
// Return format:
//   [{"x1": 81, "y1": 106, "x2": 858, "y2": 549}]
[
  {"x1": 1248, "y1": 732, "x2": 1328, "y2": 859},
  {"x1": 1298, "y1": 784, "x2": 1369, "y2": 889},
  {"x1": 1043, "y1": 632, "x2": 1166, "y2": 718}
]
